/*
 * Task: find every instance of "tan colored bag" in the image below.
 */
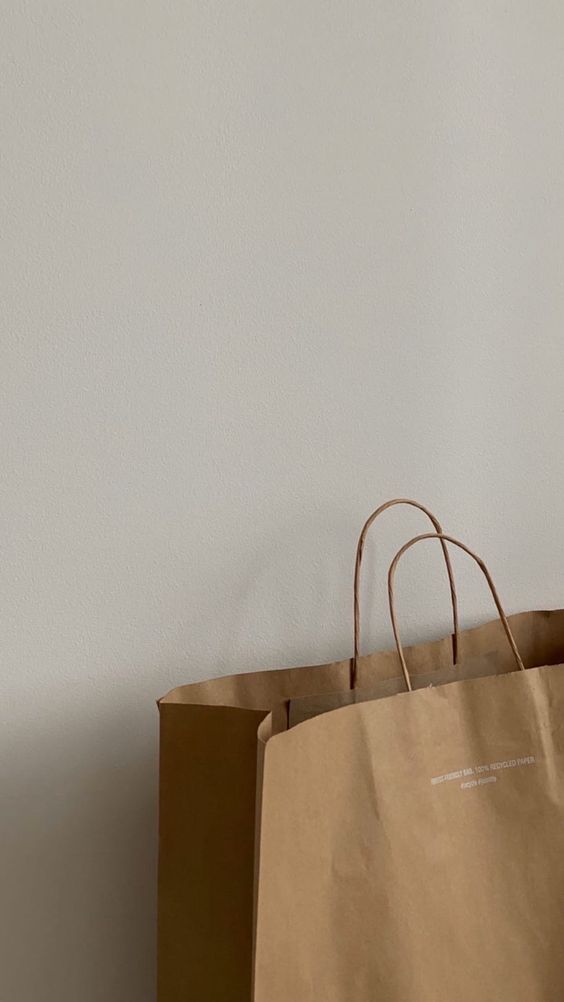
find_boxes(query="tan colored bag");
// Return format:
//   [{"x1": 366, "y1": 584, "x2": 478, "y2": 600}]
[
  {"x1": 254, "y1": 534, "x2": 564, "y2": 1002},
  {"x1": 157, "y1": 501, "x2": 564, "y2": 1001}
]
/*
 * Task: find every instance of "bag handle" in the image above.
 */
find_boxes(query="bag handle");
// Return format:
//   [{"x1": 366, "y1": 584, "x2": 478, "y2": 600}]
[
  {"x1": 387, "y1": 532, "x2": 525, "y2": 692},
  {"x1": 352, "y1": 499, "x2": 459, "y2": 687}
]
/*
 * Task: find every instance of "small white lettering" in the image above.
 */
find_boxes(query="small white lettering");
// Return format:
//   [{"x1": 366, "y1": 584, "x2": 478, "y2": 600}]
[
  {"x1": 432, "y1": 754, "x2": 536, "y2": 790},
  {"x1": 461, "y1": 775, "x2": 497, "y2": 790}
]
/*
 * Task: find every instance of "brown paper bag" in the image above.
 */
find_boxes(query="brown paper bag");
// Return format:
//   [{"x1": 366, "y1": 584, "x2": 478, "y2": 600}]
[
  {"x1": 254, "y1": 534, "x2": 564, "y2": 1002},
  {"x1": 157, "y1": 501, "x2": 564, "y2": 1001}
]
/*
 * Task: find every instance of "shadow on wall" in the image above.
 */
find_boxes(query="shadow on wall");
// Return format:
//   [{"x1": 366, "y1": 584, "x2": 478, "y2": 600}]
[
  {"x1": 0, "y1": 706, "x2": 158, "y2": 1002},
  {"x1": 0, "y1": 514, "x2": 356, "y2": 1002},
  {"x1": 216, "y1": 507, "x2": 456, "y2": 675},
  {"x1": 221, "y1": 511, "x2": 356, "y2": 671}
]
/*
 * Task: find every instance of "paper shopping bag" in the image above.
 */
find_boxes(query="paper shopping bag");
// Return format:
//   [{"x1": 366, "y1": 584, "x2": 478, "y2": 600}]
[{"x1": 158, "y1": 500, "x2": 564, "y2": 1002}]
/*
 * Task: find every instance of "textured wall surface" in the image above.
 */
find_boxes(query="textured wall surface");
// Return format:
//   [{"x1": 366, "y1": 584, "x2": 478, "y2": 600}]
[{"x1": 2, "y1": 2, "x2": 564, "y2": 999}]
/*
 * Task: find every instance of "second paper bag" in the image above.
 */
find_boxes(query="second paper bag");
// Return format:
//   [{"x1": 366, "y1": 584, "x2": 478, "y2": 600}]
[{"x1": 254, "y1": 534, "x2": 564, "y2": 1002}]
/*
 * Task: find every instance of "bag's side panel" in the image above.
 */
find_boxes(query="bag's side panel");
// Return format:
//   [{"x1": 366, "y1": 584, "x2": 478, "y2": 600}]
[{"x1": 158, "y1": 702, "x2": 265, "y2": 1002}]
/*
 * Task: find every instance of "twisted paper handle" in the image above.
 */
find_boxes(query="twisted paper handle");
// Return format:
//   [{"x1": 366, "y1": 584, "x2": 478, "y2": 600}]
[{"x1": 352, "y1": 499, "x2": 459, "y2": 687}]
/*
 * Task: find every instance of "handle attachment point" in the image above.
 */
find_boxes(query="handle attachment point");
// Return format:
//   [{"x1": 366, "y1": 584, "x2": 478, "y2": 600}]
[{"x1": 387, "y1": 532, "x2": 525, "y2": 692}]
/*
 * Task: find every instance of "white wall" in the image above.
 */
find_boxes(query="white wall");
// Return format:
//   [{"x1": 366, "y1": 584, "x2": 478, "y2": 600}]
[{"x1": 2, "y1": 2, "x2": 564, "y2": 999}]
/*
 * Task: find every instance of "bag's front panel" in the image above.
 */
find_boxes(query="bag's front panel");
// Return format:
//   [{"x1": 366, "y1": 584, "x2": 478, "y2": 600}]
[{"x1": 254, "y1": 666, "x2": 564, "y2": 1002}]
